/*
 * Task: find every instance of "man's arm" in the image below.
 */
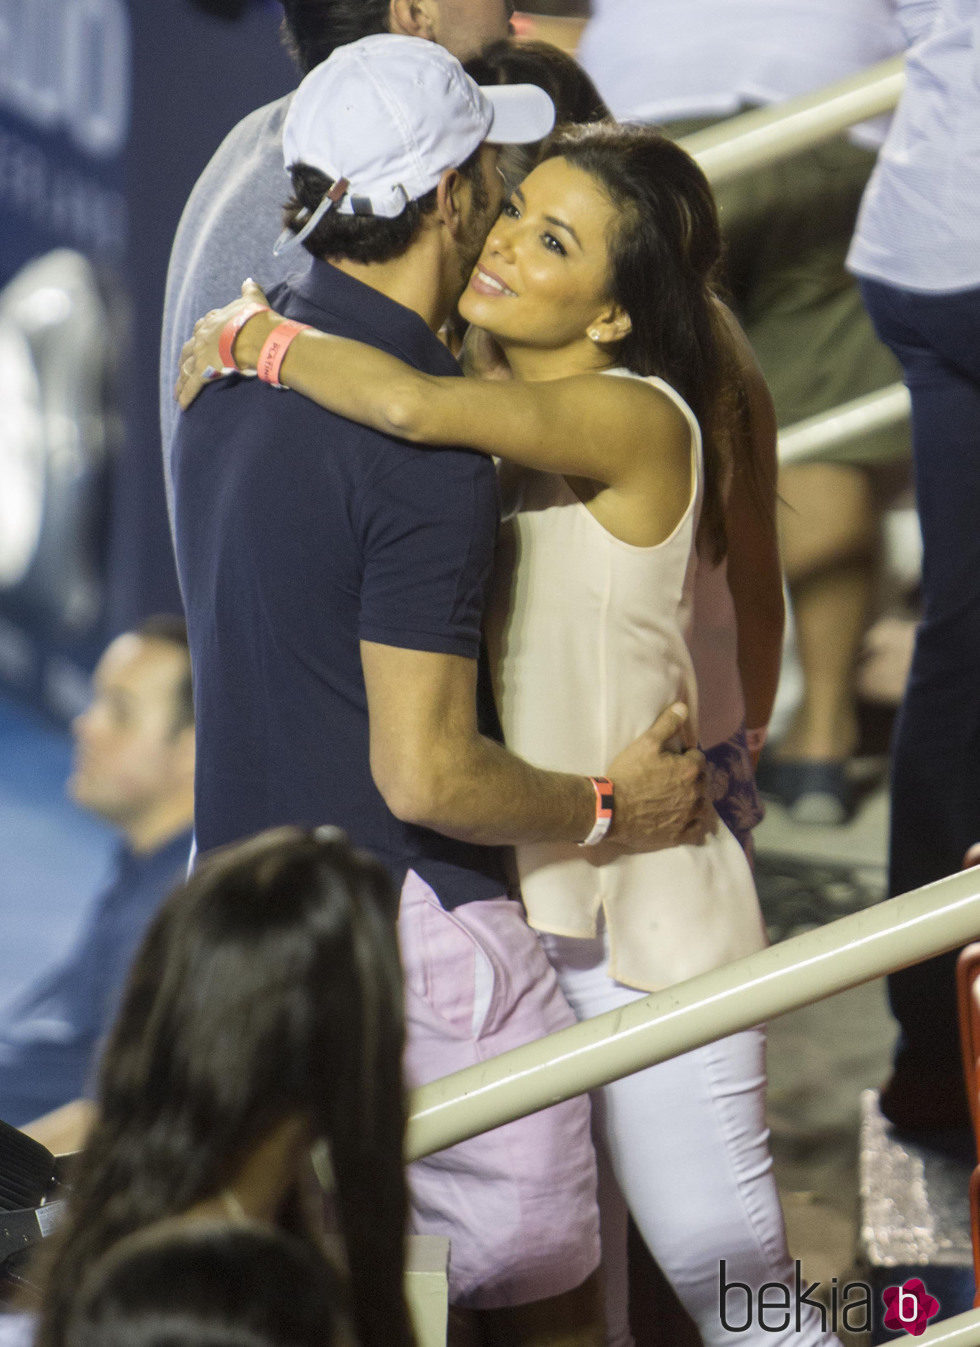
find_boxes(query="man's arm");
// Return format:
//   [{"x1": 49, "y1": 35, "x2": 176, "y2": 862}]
[{"x1": 361, "y1": 641, "x2": 710, "y2": 852}]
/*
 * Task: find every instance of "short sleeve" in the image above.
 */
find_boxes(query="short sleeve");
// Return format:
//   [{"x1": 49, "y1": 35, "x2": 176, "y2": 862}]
[{"x1": 357, "y1": 445, "x2": 499, "y2": 658}]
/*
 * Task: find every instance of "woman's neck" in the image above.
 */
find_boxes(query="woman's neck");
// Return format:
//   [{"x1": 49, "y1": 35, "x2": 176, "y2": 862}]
[{"x1": 501, "y1": 336, "x2": 618, "y2": 384}]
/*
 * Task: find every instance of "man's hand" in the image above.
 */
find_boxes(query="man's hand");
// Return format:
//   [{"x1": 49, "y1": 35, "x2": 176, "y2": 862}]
[{"x1": 606, "y1": 703, "x2": 713, "y2": 852}]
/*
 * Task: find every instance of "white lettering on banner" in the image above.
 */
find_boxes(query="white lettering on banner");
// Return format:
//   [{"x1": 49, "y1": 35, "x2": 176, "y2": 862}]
[
  {"x1": 0, "y1": 124, "x2": 128, "y2": 257},
  {"x1": 0, "y1": 0, "x2": 131, "y2": 158}
]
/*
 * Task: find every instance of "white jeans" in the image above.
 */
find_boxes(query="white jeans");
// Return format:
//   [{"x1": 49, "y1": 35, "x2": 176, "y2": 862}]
[{"x1": 537, "y1": 929, "x2": 840, "y2": 1347}]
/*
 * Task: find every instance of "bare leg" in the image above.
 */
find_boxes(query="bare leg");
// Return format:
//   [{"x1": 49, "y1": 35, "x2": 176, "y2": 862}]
[{"x1": 776, "y1": 461, "x2": 877, "y2": 764}]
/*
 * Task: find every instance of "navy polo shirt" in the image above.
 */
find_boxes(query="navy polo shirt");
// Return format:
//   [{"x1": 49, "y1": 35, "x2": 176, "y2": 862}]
[
  {"x1": 0, "y1": 830, "x2": 192, "y2": 1126},
  {"x1": 172, "y1": 259, "x2": 510, "y2": 906}
]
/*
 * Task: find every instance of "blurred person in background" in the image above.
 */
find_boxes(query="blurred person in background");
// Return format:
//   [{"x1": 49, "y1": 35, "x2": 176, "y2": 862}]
[
  {"x1": 847, "y1": 0, "x2": 980, "y2": 1131},
  {"x1": 0, "y1": 827, "x2": 411, "y2": 1347},
  {"x1": 0, "y1": 618, "x2": 194, "y2": 1147},
  {"x1": 578, "y1": 0, "x2": 912, "y2": 824},
  {"x1": 160, "y1": 0, "x2": 517, "y2": 521}
]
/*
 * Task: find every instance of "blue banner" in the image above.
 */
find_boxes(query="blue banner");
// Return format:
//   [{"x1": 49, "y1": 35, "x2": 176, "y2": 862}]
[{"x1": 0, "y1": 0, "x2": 293, "y2": 721}]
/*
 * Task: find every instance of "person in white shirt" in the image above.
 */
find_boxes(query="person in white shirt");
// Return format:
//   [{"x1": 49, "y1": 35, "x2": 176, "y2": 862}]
[{"x1": 847, "y1": 0, "x2": 980, "y2": 1132}]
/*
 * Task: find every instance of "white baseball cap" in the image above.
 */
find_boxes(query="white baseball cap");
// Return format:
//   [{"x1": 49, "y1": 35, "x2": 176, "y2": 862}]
[{"x1": 278, "y1": 33, "x2": 555, "y2": 249}]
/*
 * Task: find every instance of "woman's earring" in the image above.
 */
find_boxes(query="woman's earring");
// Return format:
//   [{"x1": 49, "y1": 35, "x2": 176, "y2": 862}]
[{"x1": 588, "y1": 328, "x2": 601, "y2": 342}]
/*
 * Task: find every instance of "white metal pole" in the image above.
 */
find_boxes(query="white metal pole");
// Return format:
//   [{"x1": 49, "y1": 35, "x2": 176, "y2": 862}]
[
  {"x1": 407, "y1": 870, "x2": 980, "y2": 1161},
  {"x1": 913, "y1": 1310, "x2": 980, "y2": 1346},
  {"x1": 679, "y1": 55, "x2": 906, "y2": 183},
  {"x1": 778, "y1": 384, "x2": 911, "y2": 465}
]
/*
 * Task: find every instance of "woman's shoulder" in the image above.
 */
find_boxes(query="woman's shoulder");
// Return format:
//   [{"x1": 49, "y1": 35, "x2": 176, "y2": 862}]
[{"x1": 598, "y1": 368, "x2": 697, "y2": 443}]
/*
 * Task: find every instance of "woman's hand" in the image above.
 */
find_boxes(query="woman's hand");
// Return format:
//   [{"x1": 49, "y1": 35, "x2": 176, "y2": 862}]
[{"x1": 175, "y1": 278, "x2": 274, "y2": 411}]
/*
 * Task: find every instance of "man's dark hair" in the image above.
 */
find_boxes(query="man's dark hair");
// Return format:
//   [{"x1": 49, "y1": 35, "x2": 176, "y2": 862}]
[
  {"x1": 280, "y1": 0, "x2": 391, "y2": 75},
  {"x1": 135, "y1": 615, "x2": 194, "y2": 734},
  {"x1": 282, "y1": 146, "x2": 491, "y2": 266}
]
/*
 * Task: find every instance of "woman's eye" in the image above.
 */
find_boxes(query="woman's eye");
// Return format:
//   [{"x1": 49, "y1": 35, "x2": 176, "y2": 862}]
[
  {"x1": 542, "y1": 233, "x2": 566, "y2": 256},
  {"x1": 501, "y1": 200, "x2": 520, "y2": 219}
]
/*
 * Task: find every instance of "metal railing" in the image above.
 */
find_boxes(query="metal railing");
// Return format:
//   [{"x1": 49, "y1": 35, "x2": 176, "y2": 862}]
[
  {"x1": 407, "y1": 866, "x2": 980, "y2": 1160},
  {"x1": 914, "y1": 1310, "x2": 980, "y2": 1345},
  {"x1": 777, "y1": 383, "x2": 911, "y2": 465},
  {"x1": 679, "y1": 54, "x2": 905, "y2": 183}
]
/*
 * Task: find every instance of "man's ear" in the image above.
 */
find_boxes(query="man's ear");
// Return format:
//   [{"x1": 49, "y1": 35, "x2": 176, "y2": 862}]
[
  {"x1": 435, "y1": 166, "x2": 465, "y2": 237},
  {"x1": 389, "y1": 0, "x2": 437, "y2": 41}
]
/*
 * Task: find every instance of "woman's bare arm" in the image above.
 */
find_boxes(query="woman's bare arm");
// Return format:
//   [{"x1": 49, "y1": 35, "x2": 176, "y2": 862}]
[
  {"x1": 176, "y1": 282, "x2": 690, "y2": 495},
  {"x1": 715, "y1": 304, "x2": 785, "y2": 751}
]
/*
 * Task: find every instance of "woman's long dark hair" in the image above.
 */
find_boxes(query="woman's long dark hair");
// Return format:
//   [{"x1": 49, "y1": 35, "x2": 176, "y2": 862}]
[
  {"x1": 66, "y1": 1219, "x2": 350, "y2": 1347},
  {"x1": 542, "y1": 123, "x2": 734, "y2": 561},
  {"x1": 35, "y1": 827, "x2": 411, "y2": 1347}
]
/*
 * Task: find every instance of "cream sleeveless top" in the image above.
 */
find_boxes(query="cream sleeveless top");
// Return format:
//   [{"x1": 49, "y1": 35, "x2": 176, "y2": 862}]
[{"x1": 485, "y1": 371, "x2": 767, "y2": 992}]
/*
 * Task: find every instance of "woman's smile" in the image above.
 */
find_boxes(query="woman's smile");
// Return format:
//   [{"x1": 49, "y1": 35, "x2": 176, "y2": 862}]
[{"x1": 469, "y1": 262, "x2": 517, "y2": 298}]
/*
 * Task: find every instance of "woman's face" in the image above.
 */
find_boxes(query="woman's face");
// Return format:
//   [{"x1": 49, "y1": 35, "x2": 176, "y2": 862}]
[{"x1": 458, "y1": 156, "x2": 622, "y2": 357}]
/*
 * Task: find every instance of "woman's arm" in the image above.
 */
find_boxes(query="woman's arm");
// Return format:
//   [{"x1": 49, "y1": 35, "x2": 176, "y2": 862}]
[
  {"x1": 176, "y1": 282, "x2": 689, "y2": 492},
  {"x1": 715, "y1": 305, "x2": 785, "y2": 755}
]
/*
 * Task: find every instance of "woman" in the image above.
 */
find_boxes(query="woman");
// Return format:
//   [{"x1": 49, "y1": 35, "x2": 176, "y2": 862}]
[
  {"x1": 17, "y1": 826, "x2": 410, "y2": 1347},
  {"x1": 472, "y1": 39, "x2": 782, "y2": 865},
  {"x1": 178, "y1": 124, "x2": 830, "y2": 1346}
]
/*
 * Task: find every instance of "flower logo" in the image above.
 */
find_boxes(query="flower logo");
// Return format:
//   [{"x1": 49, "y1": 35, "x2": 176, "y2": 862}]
[{"x1": 882, "y1": 1278, "x2": 940, "y2": 1335}]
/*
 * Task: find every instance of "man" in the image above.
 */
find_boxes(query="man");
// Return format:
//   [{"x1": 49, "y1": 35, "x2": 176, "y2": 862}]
[
  {"x1": 172, "y1": 37, "x2": 707, "y2": 1343},
  {"x1": 160, "y1": 0, "x2": 516, "y2": 513},
  {"x1": 0, "y1": 618, "x2": 194, "y2": 1147}
]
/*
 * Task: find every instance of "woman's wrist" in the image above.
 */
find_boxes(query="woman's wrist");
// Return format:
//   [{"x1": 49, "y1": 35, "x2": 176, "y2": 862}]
[{"x1": 234, "y1": 309, "x2": 282, "y2": 375}]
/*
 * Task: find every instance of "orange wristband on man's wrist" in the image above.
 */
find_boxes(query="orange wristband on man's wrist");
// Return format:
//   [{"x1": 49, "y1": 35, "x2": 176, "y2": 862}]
[{"x1": 579, "y1": 776, "x2": 614, "y2": 846}]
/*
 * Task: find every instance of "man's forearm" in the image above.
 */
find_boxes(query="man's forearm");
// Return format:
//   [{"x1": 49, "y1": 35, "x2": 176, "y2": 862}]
[
  {"x1": 364, "y1": 643, "x2": 708, "y2": 853},
  {"x1": 396, "y1": 732, "x2": 597, "y2": 847},
  {"x1": 391, "y1": 711, "x2": 708, "y2": 854}
]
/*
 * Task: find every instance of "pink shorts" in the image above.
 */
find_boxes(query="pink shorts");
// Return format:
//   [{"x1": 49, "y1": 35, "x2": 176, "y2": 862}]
[{"x1": 399, "y1": 870, "x2": 600, "y2": 1309}]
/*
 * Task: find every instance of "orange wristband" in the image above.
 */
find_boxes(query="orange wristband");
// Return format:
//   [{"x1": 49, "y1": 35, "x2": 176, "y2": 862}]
[
  {"x1": 579, "y1": 776, "x2": 614, "y2": 846},
  {"x1": 256, "y1": 320, "x2": 311, "y2": 388},
  {"x1": 217, "y1": 301, "x2": 268, "y2": 371}
]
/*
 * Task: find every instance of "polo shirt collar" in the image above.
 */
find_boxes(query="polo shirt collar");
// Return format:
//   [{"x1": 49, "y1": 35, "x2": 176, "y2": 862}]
[
  {"x1": 287, "y1": 257, "x2": 460, "y2": 374},
  {"x1": 117, "y1": 828, "x2": 194, "y2": 882}
]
